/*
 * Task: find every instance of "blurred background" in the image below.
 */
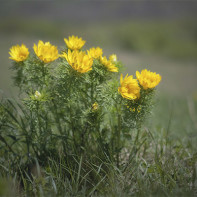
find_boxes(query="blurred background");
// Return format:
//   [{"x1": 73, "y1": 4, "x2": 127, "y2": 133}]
[{"x1": 0, "y1": 1, "x2": 197, "y2": 141}]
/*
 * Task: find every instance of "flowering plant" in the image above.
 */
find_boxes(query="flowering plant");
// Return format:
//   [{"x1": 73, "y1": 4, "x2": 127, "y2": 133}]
[{"x1": 1, "y1": 36, "x2": 161, "y2": 169}]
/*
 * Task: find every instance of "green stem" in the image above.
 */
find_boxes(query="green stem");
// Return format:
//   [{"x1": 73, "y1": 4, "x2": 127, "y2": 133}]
[
  {"x1": 115, "y1": 99, "x2": 122, "y2": 167},
  {"x1": 42, "y1": 63, "x2": 46, "y2": 86},
  {"x1": 52, "y1": 100, "x2": 63, "y2": 135},
  {"x1": 134, "y1": 127, "x2": 140, "y2": 146},
  {"x1": 129, "y1": 124, "x2": 141, "y2": 162},
  {"x1": 68, "y1": 75, "x2": 77, "y2": 150},
  {"x1": 91, "y1": 79, "x2": 94, "y2": 103},
  {"x1": 117, "y1": 112, "x2": 121, "y2": 167},
  {"x1": 35, "y1": 101, "x2": 44, "y2": 155}
]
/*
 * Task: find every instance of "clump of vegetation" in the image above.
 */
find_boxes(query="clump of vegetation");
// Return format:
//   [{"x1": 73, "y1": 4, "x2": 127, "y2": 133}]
[
  {"x1": 6, "y1": 35, "x2": 161, "y2": 164},
  {"x1": 0, "y1": 36, "x2": 196, "y2": 196}
]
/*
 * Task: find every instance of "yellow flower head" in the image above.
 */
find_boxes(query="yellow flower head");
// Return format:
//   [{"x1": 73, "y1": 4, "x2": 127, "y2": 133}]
[
  {"x1": 136, "y1": 69, "x2": 161, "y2": 90},
  {"x1": 33, "y1": 40, "x2": 59, "y2": 63},
  {"x1": 92, "y1": 102, "x2": 99, "y2": 111},
  {"x1": 109, "y1": 54, "x2": 117, "y2": 62},
  {"x1": 100, "y1": 56, "x2": 118, "y2": 72},
  {"x1": 137, "y1": 106, "x2": 141, "y2": 113},
  {"x1": 61, "y1": 49, "x2": 93, "y2": 73},
  {"x1": 9, "y1": 44, "x2": 29, "y2": 62},
  {"x1": 87, "y1": 47, "x2": 103, "y2": 59},
  {"x1": 118, "y1": 74, "x2": 140, "y2": 100},
  {"x1": 64, "y1": 35, "x2": 86, "y2": 50}
]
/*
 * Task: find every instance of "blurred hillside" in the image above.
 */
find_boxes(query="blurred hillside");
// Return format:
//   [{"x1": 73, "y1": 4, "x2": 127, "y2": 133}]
[{"x1": 1, "y1": 1, "x2": 197, "y2": 21}]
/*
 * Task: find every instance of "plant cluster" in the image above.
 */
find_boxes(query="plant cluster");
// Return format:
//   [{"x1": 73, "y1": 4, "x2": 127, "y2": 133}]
[{"x1": 0, "y1": 35, "x2": 162, "y2": 195}]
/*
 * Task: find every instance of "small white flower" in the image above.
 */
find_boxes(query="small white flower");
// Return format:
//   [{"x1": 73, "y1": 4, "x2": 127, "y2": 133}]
[{"x1": 35, "y1": 91, "x2": 41, "y2": 99}]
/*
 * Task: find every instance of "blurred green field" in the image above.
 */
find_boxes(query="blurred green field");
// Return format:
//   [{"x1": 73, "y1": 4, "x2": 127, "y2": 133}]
[{"x1": 1, "y1": 18, "x2": 197, "y2": 57}]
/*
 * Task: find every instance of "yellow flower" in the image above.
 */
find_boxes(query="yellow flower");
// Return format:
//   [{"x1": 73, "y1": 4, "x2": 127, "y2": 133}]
[
  {"x1": 136, "y1": 69, "x2": 161, "y2": 90},
  {"x1": 92, "y1": 102, "x2": 99, "y2": 111},
  {"x1": 64, "y1": 35, "x2": 86, "y2": 50},
  {"x1": 9, "y1": 44, "x2": 29, "y2": 62},
  {"x1": 61, "y1": 49, "x2": 93, "y2": 73},
  {"x1": 118, "y1": 74, "x2": 140, "y2": 100},
  {"x1": 109, "y1": 54, "x2": 117, "y2": 62},
  {"x1": 87, "y1": 47, "x2": 103, "y2": 59},
  {"x1": 100, "y1": 56, "x2": 118, "y2": 72},
  {"x1": 129, "y1": 107, "x2": 135, "y2": 112},
  {"x1": 33, "y1": 40, "x2": 59, "y2": 63},
  {"x1": 137, "y1": 106, "x2": 141, "y2": 113}
]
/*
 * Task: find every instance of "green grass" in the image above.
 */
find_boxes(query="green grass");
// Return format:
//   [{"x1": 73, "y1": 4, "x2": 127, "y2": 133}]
[{"x1": 0, "y1": 96, "x2": 196, "y2": 196}]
